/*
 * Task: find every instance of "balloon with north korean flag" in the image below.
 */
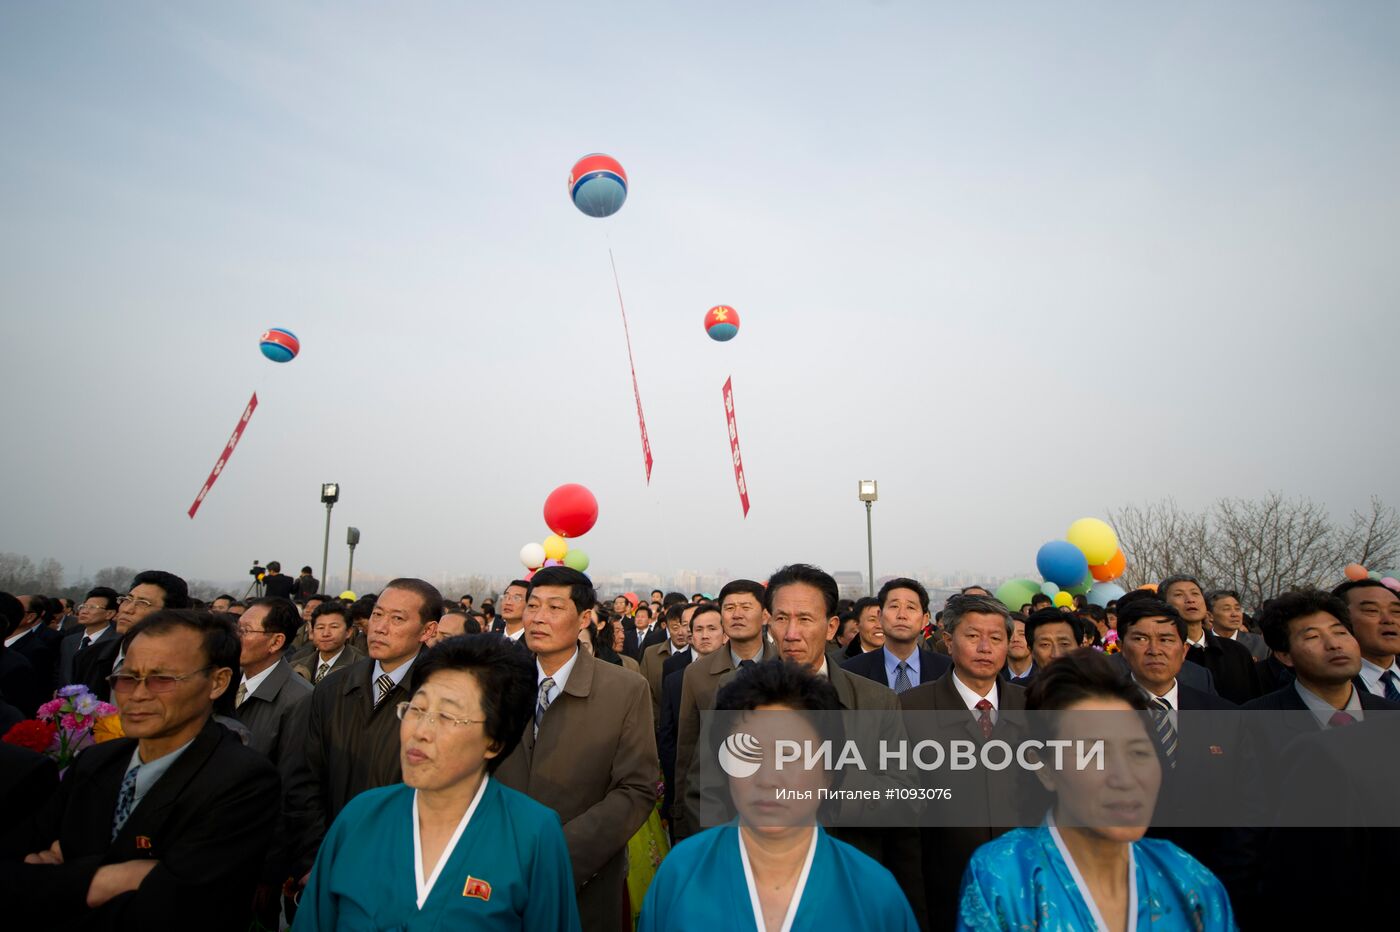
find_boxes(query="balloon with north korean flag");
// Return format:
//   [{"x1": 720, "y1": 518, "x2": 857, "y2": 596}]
[{"x1": 704, "y1": 305, "x2": 740, "y2": 342}]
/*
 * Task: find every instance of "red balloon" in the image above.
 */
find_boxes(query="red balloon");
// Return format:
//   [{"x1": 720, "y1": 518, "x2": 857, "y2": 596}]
[{"x1": 543, "y1": 483, "x2": 599, "y2": 538}]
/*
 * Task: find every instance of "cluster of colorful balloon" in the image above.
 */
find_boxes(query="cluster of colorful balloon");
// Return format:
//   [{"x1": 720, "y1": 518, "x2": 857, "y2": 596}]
[
  {"x1": 518, "y1": 484, "x2": 599, "y2": 578},
  {"x1": 994, "y1": 518, "x2": 1130, "y2": 611},
  {"x1": 1343, "y1": 563, "x2": 1400, "y2": 590}
]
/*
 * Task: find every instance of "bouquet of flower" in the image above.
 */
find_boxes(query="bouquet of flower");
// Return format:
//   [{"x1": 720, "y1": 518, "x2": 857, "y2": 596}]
[
  {"x1": 1102, "y1": 629, "x2": 1121, "y2": 654},
  {"x1": 2, "y1": 684, "x2": 122, "y2": 774}
]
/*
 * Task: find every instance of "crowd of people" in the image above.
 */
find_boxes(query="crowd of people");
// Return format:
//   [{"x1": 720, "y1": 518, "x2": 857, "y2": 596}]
[{"x1": 1, "y1": 557, "x2": 1397, "y2": 931}]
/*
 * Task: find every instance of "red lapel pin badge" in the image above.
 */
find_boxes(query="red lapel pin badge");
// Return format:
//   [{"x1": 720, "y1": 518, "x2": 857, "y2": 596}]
[{"x1": 462, "y1": 876, "x2": 492, "y2": 901}]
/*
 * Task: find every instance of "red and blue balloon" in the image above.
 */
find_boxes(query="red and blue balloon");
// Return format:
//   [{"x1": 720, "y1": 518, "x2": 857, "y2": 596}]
[
  {"x1": 259, "y1": 328, "x2": 299, "y2": 363},
  {"x1": 704, "y1": 305, "x2": 740, "y2": 342},
  {"x1": 569, "y1": 154, "x2": 627, "y2": 218}
]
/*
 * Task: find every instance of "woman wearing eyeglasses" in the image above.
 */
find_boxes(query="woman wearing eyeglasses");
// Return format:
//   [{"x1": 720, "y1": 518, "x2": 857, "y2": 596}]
[{"x1": 292, "y1": 635, "x2": 580, "y2": 931}]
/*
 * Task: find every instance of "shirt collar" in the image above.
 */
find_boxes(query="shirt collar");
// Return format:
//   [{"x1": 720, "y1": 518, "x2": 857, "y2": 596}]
[
  {"x1": 883, "y1": 646, "x2": 920, "y2": 684},
  {"x1": 317, "y1": 647, "x2": 345, "y2": 667},
  {"x1": 372, "y1": 652, "x2": 419, "y2": 691},
  {"x1": 1132, "y1": 675, "x2": 1180, "y2": 711},
  {"x1": 1293, "y1": 680, "x2": 1363, "y2": 727},
  {"x1": 1357, "y1": 656, "x2": 1399, "y2": 694},
  {"x1": 126, "y1": 732, "x2": 200, "y2": 802},
  {"x1": 239, "y1": 660, "x2": 280, "y2": 700},
  {"x1": 538, "y1": 648, "x2": 580, "y2": 701},
  {"x1": 951, "y1": 671, "x2": 998, "y2": 711}
]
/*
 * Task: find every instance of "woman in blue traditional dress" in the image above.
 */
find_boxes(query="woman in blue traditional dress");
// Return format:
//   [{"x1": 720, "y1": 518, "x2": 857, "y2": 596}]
[
  {"x1": 638, "y1": 659, "x2": 919, "y2": 932},
  {"x1": 293, "y1": 635, "x2": 580, "y2": 931},
  {"x1": 958, "y1": 648, "x2": 1237, "y2": 931}
]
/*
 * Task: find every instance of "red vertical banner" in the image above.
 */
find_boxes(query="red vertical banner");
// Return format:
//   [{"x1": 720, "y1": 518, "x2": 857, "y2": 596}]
[
  {"x1": 187, "y1": 392, "x2": 259, "y2": 518},
  {"x1": 722, "y1": 376, "x2": 750, "y2": 517},
  {"x1": 609, "y1": 249, "x2": 653, "y2": 483}
]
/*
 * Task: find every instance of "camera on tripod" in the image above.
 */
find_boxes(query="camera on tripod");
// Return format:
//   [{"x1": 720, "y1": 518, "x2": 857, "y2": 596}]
[{"x1": 249, "y1": 561, "x2": 265, "y2": 579}]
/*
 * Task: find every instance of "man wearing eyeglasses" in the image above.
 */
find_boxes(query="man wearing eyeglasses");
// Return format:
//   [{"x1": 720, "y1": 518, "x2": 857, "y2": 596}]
[
  {"x1": 58, "y1": 587, "x2": 119, "y2": 686},
  {"x1": 76, "y1": 570, "x2": 190, "y2": 701},
  {"x1": 0, "y1": 610, "x2": 279, "y2": 931}
]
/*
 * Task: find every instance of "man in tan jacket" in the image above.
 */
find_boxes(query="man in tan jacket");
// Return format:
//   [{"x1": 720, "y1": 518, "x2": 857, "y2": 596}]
[{"x1": 495, "y1": 566, "x2": 657, "y2": 932}]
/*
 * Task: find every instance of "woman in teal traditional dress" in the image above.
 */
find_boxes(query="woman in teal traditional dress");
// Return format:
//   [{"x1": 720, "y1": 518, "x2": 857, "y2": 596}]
[
  {"x1": 638, "y1": 660, "x2": 919, "y2": 932},
  {"x1": 294, "y1": 635, "x2": 580, "y2": 931},
  {"x1": 958, "y1": 649, "x2": 1237, "y2": 932}
]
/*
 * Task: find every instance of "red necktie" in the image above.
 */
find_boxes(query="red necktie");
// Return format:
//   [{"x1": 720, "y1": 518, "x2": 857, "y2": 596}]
[
  {"x1": 1328, "y1": 710, "x2": 1357, "y2": 728},
  {"x1": 975, "y1": 698, "x2": 994, "y2": 739}
]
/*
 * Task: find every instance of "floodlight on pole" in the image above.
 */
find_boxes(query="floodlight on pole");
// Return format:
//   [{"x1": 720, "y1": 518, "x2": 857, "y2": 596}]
[{"x1": 858, "y1": 480, "x2": 878, "y2": 596}]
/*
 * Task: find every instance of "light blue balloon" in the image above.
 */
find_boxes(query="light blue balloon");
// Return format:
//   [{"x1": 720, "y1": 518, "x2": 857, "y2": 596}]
[
  {"x1": 1087, "y1": 582, "x2": 1127, "y2": 608},
  {"x1": 1040, "y1": 582, "x2": 1060, "y2": 597},
  {"x1": 1036, "y1": 540, "x2": 1090, "y2": 588}
]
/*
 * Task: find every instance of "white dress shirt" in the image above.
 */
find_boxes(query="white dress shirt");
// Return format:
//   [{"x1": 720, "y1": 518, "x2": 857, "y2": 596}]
[
  {"x1": 1294, "y1": 680, "x2": 1364, "y2": 727},
  {"x1": 1358, "y1": 657, "x2": 1400, "y2": 697},
  {"x1": 238, "y1": 662, "x2": 278, "y2": 705},
  {"x1": 537, "y1": 649, "x2": 580, "y2": 707},
  {"x1": 952, "y1": 673, "x2": 999, "y2": 725}
]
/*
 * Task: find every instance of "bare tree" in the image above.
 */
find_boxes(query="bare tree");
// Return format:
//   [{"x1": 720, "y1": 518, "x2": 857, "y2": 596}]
[
  {"x1": 1110, "y1": 494, "x2": 1400, "y2": 610},
  {"x1": 92, "y1": 566, "x2": 140, "y2": 592}
]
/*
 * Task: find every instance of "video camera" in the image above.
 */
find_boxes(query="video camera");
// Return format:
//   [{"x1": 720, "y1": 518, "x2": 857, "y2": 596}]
[{"x1": 249, "y1": 560, "x2": 265, "y2": 579}]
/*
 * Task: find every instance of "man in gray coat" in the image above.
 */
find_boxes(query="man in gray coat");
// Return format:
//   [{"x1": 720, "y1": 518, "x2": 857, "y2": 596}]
[{"x1": 233, "y1": 598, "x2": 313, "y2": 765}]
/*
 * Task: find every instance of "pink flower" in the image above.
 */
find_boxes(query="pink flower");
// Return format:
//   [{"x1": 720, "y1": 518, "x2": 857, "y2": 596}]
[
  {"x1": 36, "y1": 699, "x2": 64, "y2": 721},
  {"x1": 60, "y1": 712, "x2": 82, "y2": 733}
]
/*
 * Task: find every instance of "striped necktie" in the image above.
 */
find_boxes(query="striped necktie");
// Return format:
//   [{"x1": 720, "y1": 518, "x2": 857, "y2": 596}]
[
  {"x1": 315, "y1": 661, "x2": 330, "y2": 683},
  {"x1": 535, "y1": 677, "x2": 556, "y2": 737},
  {"x1": 892, "y1": 661, "x2": 914, "y2": 694},
  {"x1": 111, "y1": 765, "x2": 140, "y2": 841},
  {"x1": 235, "y1": 682, "x2": 247, "y2": 707},
  {"x1": 374, "y1": 672, "x2": 394, "y2": 707},
  {"x1": 1151, "y1": 696, "x2": 1178, "y2": 769}
]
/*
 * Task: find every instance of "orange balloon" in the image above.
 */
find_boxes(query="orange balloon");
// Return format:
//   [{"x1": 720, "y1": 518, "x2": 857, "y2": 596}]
[
  {"x1": 1344, "y1": 563, "x2": 1368, "y2": 581},
  {"x1": 1090, "y1": 549, "x2": 1126, "y2": 582}
]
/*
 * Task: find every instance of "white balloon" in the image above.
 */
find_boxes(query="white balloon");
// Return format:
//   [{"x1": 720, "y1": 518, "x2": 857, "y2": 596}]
[{"x1": 519, "y1": 542, "x2": 546, "y2": 569}]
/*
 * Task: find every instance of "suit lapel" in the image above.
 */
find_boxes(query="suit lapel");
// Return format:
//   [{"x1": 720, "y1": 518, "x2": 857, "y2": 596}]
[
  {"x1": 251, "y1": 658, "x2": 292, "y2": 703},
  {"x1": 827, "y1": 664, "x2": 857, "y2": 710},
  {"x1": 112, "y1": 720, "x2": 223, "y2": 847}
]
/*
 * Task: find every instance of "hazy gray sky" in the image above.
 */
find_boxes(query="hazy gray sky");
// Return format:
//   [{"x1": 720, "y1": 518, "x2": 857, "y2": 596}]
[{"x1": 2, "y1": 2, "x2": 1397, "y2": 588}]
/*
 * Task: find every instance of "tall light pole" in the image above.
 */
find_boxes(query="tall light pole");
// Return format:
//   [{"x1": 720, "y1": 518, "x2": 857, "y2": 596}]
[
  {"x1": 858, "y1": 480, "x2": 878, "y2": 596},
  {"x1": 320, "y1": 482, "x2": 339, "y2": 593},
  {"x1": 346, "y1": 526, "x2": 360, "y2": 593}
]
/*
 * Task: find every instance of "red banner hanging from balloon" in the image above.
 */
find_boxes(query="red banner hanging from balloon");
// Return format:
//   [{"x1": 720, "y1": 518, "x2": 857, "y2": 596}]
[
  {"x1": 609, "y1": 249, "x2": 653, "y2": 484},
  {"x1": 722, "y1": 376, "x2": 750, "y2": 517},
  {"x1": 187, "y1": 392, "x2": 259, "y2": 518}
]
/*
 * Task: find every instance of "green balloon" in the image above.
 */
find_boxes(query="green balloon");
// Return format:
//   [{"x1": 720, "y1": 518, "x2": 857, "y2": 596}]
[
  {"x1": 563, "y1": 548, "x2": 590, "y2": 573},
  {"x1": 994, "y1": 579, "x2": 1042, "y2": 611},
  {"x1": 1066, "y1": 572, "x2": 1094, "y2": 596}
]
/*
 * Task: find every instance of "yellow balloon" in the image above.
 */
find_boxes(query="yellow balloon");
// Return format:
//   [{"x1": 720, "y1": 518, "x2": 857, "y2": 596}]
[
  {"x1": 1066, "y1": 518, "x2": 1118, "y2": 566},
  {"x1": 542, "y1": 534, "x2": 568, "y2": 561},
  {"x1": 1053, "y1": 591, "x2": 1074, "y2": 608}
]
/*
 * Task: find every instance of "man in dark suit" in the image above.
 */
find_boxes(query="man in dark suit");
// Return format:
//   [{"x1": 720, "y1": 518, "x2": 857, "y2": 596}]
[
  {"x1": 658, "y1": 602, "x2": 724, "y2": 822},
  {"x1": 76, "y1": 571, "x2": 190, "y2": 701},
  {"x1": 625, "y1": 603, "x2": 666, "y2": 660},
  {"x1": 0, "y1": 592, "x2": 47, "y2": 717},
  {"x1": 259, "y1": 561, "x2": 298, "y2": 601},
  {"x1": 495, "y1": 566, "x2": 657, "y2": 931},
  {"x1": 752, "y1": 564, "x2": 925, "y2": 928},
  {"x1": 0, "y1": 609, "x2": 278, "y2": 931},
  {"x1": 640, "y1": 602, "x2": 691, "y2": 721},
  {"x1": 288, "y1": 601, "x2": 365, "y2": 684},
  {"x1": 899, "y1": 594, "x2": 1035, "y2": 931},
  {"x1": 0, "y1": 742, "x2": 59, "y2": 816},
  {"x1": 60, "y1": 588, "x2": 120, "y2": 687},
  {"x1": 282, "y1": 578, "x2": 441, "y2": 882},
  {"x1": 999, "y1": 613, "x2": 1036, "y2": 685},
  {"x1": 1161, "y1": 575, "x2": 1260, "y2": 704},
  {"x1": 232, "y1": 599, "x2": 313, "y2": 765},
  {"x1": 1206, "y1": 589, "x2": 1269, "y2": 661},
  {"x1": 673, "y1": 579, "x2": 777, "y2": 840},
  {"x1": 8, "y1": 594, "x2": 62, "y2": 692},
  {"x1": 842, "y1": 577, "x2": 952, "y2": 692},
  {"x1": 1331, "y1": 578, "x2": 1400, "y2": 702},
  {"x1": 494, "y1": 580, "x2": 530, "y2": 644}
]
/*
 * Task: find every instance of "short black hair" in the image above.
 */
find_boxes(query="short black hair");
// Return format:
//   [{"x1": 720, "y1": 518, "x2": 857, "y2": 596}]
[
  {"x1": 716, "y1": 659, "x2": 843, "y2": 713},
  {"x1": 851, "y1": 596, "x2": 880, "y2": 618},
  {"x1": 267, "y1": 561, "x2": 281, "y2": 573},
  {"x1": 85, "y1": 586, "x2": 120, "y2": 611},
  {"x1": 663, "y1": 591, "x2": 687, "y2": 608},
  {"x1": 718, "y1": 578, "x2": 766, "y2": 610},
  {"x1": 214, "y1": 593, "x2": 236, "y2": 604},
  {"x1": 247, "y1": 597, "x2": 302, "y2": 652},
  {"x1": 311, "y1": 601, "x2": 349, "y2": 626},
  {"x1": 1205, "y1": 589, "x2": 1240, "y2": 610},
  {"x1": 1115, "y1": 598, "x2": 1186, "y2": 640},
  {"x1": 301, "y1": 566, "x2": 313, "y2": 574},
  {"x1": 1029, "y1": 593, "x2": 1053, "y2": 608},
  {"x1": 123, "y1": 609, "x2": 240, "y2": 676},
  {"x1": 506, "y1": 579, "x2": 531, "y2": 593},
  {"x1": 1158, "y1": 575, "x2": 1202, "y2": 600},
  {"x1": 764, "y1": 564, "x2": 838, "y2": 617},
  {"x1": 528, "y1": 566, "x2": 596, "y2": 614},
  {"x1": 663, "y1": 602, "x2": 688, "y2": 626},
  {"x1": 384, "y1": 578, "x2": 445, "y2": 624},
  {"x1": 131, "y1": 570, "x2": 190, "y2": 609},
  {"x1": 634, "y1": 603, "x2": 653, "y2": 619},
  {"x1": 1027, "y1": 648, "x2": 1151, "y2": 714},
  {"x1": 690, "y1": 602, "x2": 721, "y2": 628},
  {"x1": 1024, "y1": 608, "x2": 1077, "y2": 647},
  {"x1": 0, "y1": 592, "x2": 23, "y2": 638},
  {"x1": 1257, "y1": 589, "x2": 1352, "y2": 654},
  {"x1": 1330, "y1": 579, "x2": 1395, "y2": 603},
  {"x1": 878, "y1": 577, "x2": 929, "y2": 613},
  {"x1": 409, "y1": 634, "x2": 536, "y2": 773}
]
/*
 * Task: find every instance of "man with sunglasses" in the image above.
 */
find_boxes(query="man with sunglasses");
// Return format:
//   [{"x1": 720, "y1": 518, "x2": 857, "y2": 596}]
[
  {"x1": 76, "y1": 571, "x2": 190, "y2": 701},
  {"x1": 0, "y1": 610, "x2": 278, "y2": 931}
]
